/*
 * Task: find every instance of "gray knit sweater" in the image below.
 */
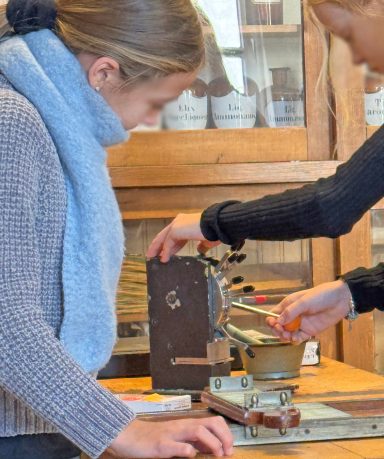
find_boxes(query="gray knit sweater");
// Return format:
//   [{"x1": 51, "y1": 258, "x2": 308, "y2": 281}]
[{"x1": 0, "y1": 75, "x2": 135, "y2": 457}]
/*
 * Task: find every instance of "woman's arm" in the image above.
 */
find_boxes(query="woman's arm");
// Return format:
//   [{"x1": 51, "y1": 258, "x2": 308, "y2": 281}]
[
  {"x1": 266, "y1": 263, "x2": 384, "y2": 343},
  {"x1": 147, "y1": 126, "x2": 384, "y2": 261},
  {"x1": 0, "y1": 96, "x2": 135, "y2": 458},
  {"x1": 202, "y1": 126, "x2": 384, "y2": 244},
  {"x1": 341, "y1": 263, "x2": 384, "y2": 313}
]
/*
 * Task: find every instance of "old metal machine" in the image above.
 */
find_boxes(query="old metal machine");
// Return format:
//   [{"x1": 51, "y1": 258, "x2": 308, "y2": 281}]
[
  {"x1": 147, "y1": 241, "x2": 253, "y2": 391},
  {"x1": 147, "y1": 240, "x2": 303, "y2": 391}
]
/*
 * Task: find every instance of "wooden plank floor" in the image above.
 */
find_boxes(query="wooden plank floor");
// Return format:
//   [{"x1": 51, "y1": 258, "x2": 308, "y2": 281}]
[{"x1": 98, "y1": 358, "x2": 384, "y2": 458}]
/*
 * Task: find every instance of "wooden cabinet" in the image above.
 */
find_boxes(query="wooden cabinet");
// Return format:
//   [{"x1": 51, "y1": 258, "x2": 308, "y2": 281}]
[{"x1": 107, "y1": 2, "x2": 382, "y2": 371}]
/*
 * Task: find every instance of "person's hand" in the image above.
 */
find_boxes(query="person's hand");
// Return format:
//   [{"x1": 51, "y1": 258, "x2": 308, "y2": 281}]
[
  {"x1": 266, "y1": 280, "x2": 352, "y2": 343},
  {"x1": 104, "y1": 417, "x2": 234, "y2": 458},
  {"x1": 146, "y1": 212, "x2": 220, "y2": 262}
]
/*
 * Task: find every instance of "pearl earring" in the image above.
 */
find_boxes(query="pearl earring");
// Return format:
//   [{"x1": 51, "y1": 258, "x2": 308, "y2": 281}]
[{"x1": 95, "y1": 86, "x2": 101, "y2": 92}]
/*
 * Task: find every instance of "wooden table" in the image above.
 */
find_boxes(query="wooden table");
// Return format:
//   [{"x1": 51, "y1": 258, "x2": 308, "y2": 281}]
[{"x1": 99, "y1": 358, "x2": 384, "y2": 458}]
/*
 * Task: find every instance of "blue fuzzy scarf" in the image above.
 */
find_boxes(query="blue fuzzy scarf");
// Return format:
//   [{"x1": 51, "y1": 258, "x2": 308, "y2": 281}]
[{"x1": 0, "y1": 30, "x2": 128, "y2": 373}]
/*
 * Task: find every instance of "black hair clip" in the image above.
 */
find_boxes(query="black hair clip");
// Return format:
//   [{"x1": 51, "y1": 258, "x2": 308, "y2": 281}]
[{"x1": 6, "y1": 0, "x2": 57, "y2": 34}]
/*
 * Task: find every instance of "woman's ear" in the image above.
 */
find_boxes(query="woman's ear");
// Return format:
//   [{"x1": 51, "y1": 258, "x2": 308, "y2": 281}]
[{"x1": 87, "y1": 56, "x2": 121, "y2": 92}]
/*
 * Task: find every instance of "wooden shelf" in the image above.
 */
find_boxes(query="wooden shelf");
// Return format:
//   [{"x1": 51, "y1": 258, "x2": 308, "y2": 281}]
[
  {"x1": 117, "y1": 311, "x2": 148, "y2": 323},
  {"x1": 110, "y1": 160, "x2": 341, "y2": 188},
  {"x1": 241, "y1": 24, "x2": 301, "y2": 35},
  {"x1": 203, "y1": 24, "x2": 301, "y2": 36},
  {"x1": 120, "y1": 209, "x2": 201, "y2": 220},
  {"x1": 107, "y1": 128, "x2": 309, "y2": 167}
]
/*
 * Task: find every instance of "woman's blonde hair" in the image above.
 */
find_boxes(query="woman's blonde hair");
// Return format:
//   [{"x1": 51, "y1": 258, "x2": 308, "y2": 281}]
[
  {"x1": 304, "y1": 0, "x2": 382, "y2": 16},
  {"x1": 0, "y1": 0, "x2": 205, "y2": 86},
  {"x1": 304, "y1": 0, "x2": 380, "y2": 91},
  {"x1": 306, "y1": 0, "x2": 371, "y2": 14}
]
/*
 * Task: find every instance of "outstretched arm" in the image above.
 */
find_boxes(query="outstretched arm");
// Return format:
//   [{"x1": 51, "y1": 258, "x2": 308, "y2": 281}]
[{"x1": 148, "y1": 126, "x2": 384, "y2": 261}]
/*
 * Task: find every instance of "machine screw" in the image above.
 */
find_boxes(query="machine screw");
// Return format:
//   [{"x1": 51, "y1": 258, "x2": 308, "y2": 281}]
[
  {"x1": 250, "y1": 394, "x2": 259, "y2": 408},
  {"x1": 241, "y1": 377, "x2": 249, "y2": 388},
  {"x1": 214, "y1": 378, "x2": 222, "y2": 390},
  {"x1": 280, "y1": 392, "x2": 288, "y2": 406},
  {"x1": 250, "y1": 426, "x2": 258, "y2": 438}
]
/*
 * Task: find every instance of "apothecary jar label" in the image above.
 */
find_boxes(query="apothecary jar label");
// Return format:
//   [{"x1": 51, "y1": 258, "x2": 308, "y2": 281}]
[
  {"x1": 266, "y1": 100, "x2": 304, "y2": 127},
  {"x1": 163, "y1": 93, "x2": 208, "y2": 130},
  {"x1": 211, "y1": 92, "x2": 257, "y2": 129},
  {"x1": 366, "y1": 90, "x2": 384, "y2": 126}
]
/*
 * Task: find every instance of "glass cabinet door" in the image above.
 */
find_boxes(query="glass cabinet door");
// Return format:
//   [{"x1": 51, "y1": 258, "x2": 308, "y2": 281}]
[{"x1": 162, "y1": 0, "x2": 305, "y2": 131}]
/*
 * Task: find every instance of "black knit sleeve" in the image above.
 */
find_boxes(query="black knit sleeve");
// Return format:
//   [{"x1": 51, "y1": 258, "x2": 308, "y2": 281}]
[
  {"x1": 341, "y1": 264, "x2": 384, "y2": 314},
  {"x1": 201, "y1": 126, "x2": 384, "y2": 245}
]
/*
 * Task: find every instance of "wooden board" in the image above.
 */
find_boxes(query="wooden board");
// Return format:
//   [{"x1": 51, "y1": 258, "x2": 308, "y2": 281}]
[
  {"x1": 107, "y1": 128, "x2": 308, "y2": 167},
  {"x1": 110, "y1": 161, "x2": 341, "y2": 188},
  {"x1": 116, "y1": 183, "x2": 306, "y2": 219}
]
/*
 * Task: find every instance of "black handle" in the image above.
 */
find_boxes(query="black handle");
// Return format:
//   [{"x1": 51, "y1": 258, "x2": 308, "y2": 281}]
[
  {"x1": 243, "y1": 285, "x2": 255, "y2": 294},
  {"x1": 231, "y1": 275, "x2": 244, "y2": 285},
  {"x1": 236, "y1": 253, "x2": 247, "y2": 264},
  {"x1": 203, "y1": 256, "x2": 220, "y2": 267},
  {"x1": 245, "y1": 346, "x2": 256, "y2": 358},
  {"x1": 227, "y1": 253, "x2": 239, "y2": 264}
]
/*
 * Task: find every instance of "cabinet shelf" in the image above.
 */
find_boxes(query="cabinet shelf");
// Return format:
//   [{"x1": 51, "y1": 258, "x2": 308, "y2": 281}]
[
  {"x1": 107, "y1": 128, "x2": 309, "y2": 168},
  {"x1": 110, "y1": 160, "x2": 341, "y2": 189},
  {"x1": 204, "y1": 24, "x2": 301, "y2": 37},
  {"x1": 117, "y1": 311, "x2": 149, "y2": 323}
]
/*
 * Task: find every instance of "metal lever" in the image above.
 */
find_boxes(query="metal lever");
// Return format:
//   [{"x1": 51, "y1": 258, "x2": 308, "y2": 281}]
[
  {"x1": 219, "y1": 323, "x2": 255, "y2": 359},
  {"x1": 215, "y1": 240, "x2": 245, "y2": 274},
  {"x1": 215, "y1": 250, "x2": 237, "y2": 273},
  {"x1": 238, "y1": 294, "x2": 286, "y2": 305},
  {"x1": 231, "y1": 240, "x2": 245, "y2": 252},
  {"x1": 222, "y1": 276, "x2": 244, "y2": 291},
  {"x1": 231, "y1": 302, "x2": 302, "y2": 332},
  {"x1": 216, "y1": 253, "x2": 247, "y2": 282}
]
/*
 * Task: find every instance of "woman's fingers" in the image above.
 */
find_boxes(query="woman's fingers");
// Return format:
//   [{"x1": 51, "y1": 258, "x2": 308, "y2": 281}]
[
  {"x1": 146, "y1": 224, "x2": 172, "y2": 258},
  {"x1": 277, "y1": 298, "x2": 310, "y2": 328},
  {"x1": 203, "y1": 417, "x2": 233, "y2": 456},
  {"x1": 197, "y1": 240, "x2": 221, "y2": 254},
  {"x1": 290, "y1": 329, "x2": 311, "y2": 343},
  {"x1": 177, "y1": 417, "x2": 233, "y2": 457},
  {"x1": 160, "y1": 239, "x2": 187, "y2": 262},
  {"x1": 270, "y1": 290, "x2": 307, "y2": 315},
  {"x1": 159, "y1": 441, "x2": 197, "y2": 458},
  {"x1": 147, "y1": 213, "x2": 212, "y2": 261}
]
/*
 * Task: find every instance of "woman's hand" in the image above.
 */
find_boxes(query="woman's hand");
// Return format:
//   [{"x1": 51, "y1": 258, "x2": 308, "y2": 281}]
[
  {"x1": 146, "y1": 212, "x2": 220, "y2": 262},
  {"x1": 104, "y1": 417, "x2": 233, "y2": 458},
  {"x1": 266, "y1": 280, "x2": 352, "y2": 343}
]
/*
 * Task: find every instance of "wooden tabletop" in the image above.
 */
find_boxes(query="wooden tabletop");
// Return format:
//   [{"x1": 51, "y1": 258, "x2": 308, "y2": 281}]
[{"x1": 99, "y1": 358, "x2": 384, "y2": 458}]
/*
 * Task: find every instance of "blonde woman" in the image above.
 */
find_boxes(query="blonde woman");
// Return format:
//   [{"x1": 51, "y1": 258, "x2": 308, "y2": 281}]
[
  {"x1": 148, "y1": 1, "x2": 384, "y2": 343},
  {"x1": 0, "y1": 0, "x2": 233, "y2": 458}
]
